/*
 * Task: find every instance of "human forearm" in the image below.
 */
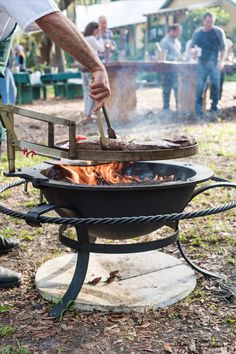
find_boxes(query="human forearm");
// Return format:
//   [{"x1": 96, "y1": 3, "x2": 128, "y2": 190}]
[
  {"x1": 36, "y1": 11, "x2": 110, "y2": 110},
  {"x1": 218, "y1": 49, "x2": 225, "y2": 70},
  {"x1": 219, "y1": 49, "x2": 225, "y2": 64},
  {"x1": 36, "y1": 12, "x2": 104, "y2": 73}
]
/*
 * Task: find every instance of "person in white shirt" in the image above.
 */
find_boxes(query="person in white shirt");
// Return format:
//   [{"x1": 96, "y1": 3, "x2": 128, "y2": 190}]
[
  {"x1": 0, "y1": 0, "x2": 110, "y2": 109},
  {"x1": 98, "y1": 16, "x2": 116, "y2": 63},
  {"x1": 81, "y1": 22, "x2": 105, "y2": 124},
  {"x1": 0, "y1": 0, "x2": 110, "y2": 290}
]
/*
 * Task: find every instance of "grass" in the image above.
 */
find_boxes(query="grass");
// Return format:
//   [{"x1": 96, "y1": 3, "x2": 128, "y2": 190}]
[
  {"x1": 0, "y1": 190, "x2": 12, "y2": 200},
  {"x1": 225, "y1": 318, "x2": 236, "y2": 324},
  {"x1": 227, "y1": 255, "x2": 236, "y2": 266},
  {"x1": 1, "y1": 225, "x2": 41, "y2": 243},
  {"x1": 0, "y1": 341, "x2": 28, "y2": 354},
  {"x1": 0, "y1": 326, "x2": 16, "y2": 337},
  {"x1": 185, "y1": 288, "x2": 208, "y2": 304},
  {"x1": 225, "y1": 74, "x2": 236, "y2": 82},
  {"x1": 0, "y1": 153, "x2": 46, "y2": 239},
  {"x1": 0, "y1": 153, "x2": 44, "y2": 184},
  {"x1": 210, "y1": 335, "x2": 219, "y2": 347},
  {"x1": 0, "y1": 306, "x2": 11, "y2": 313},
  {"x1": 223, "y1": 317, "x2": 236, "y2": 336}
]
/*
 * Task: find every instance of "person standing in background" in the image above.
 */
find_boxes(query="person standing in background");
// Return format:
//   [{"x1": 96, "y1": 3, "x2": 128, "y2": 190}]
[
  {"x1": 0, "y1": 49, "x2": 16, "y2": 104},
  {"x1": 81, "y1": 22, "x2": 104, "y2": 125},
  {"x1": 15, "y1": 45, "x2": 26, "y2": 71},
  {"x1": 98, "y1": 15, "x2": 116, "y2": 63},
  {"x1": 160, "y1": 24, "x2": 182, "y2": 112},
  {"x1": 217, "y1": 37, "x2": 233, "y2": 102},
  {"x1": 190, "y1": 12, "x2": 226, "y2": 118}
]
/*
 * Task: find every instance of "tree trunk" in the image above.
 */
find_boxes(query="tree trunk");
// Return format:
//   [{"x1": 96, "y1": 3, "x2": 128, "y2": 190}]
[
  {"x1": 40, "y1": 35, "x2": 52, "y2": 66},
  {"x1": 59, "y1": 0, "x2": 75, "y2": 11},
  {"x1": 50, "y1": 44, "x2": 66, "y2": 72},
  {"x1": 39, "y1": 0, "x2": 75, "y2": 70}
]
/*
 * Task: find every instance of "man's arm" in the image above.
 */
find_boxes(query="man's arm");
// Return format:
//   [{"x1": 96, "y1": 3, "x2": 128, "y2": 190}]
[
  {"x1": 218, "y1": 49, "x2": 225, "y2": 70},
  {"x1": 160, "y1": 39, "x2": 170, "y2": 55},
  {"x1": 215, "y1": 27, "x2": 226, "y2": 71},
  {"x1": 109, "y1": 30, "x2": 116, "y2": 51},
  {"x1": 189, "y1": 28, "x2": 201, "y2": 57},
  {"x1": 36, "y1": 12, "x2": 110, "y2": 111}
]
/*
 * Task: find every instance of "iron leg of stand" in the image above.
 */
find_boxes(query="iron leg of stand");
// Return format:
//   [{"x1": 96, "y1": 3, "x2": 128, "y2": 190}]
[
  {"x1": 177, "y1": 239, "x2": 222, "y2": 279},
  {"x1": 49, "y1": 226, "x2": 90, "y2": 318},
  {"x1": 177, "y1": 180, "x2": 236, "y2": 280}
]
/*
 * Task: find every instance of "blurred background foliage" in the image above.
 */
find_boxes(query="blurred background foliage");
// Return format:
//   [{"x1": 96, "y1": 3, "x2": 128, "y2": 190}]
[{"x1": 14, "y1": 2, "x2": 236, "y2": 73}]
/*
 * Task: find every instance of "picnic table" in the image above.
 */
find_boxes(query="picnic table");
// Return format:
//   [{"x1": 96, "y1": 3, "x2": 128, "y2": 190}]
[
  {"x1": 13, "y1": 71, "x2": 83, "y2": 104},
  {"x1": 13, "y1": 72, "x2": 33, "y2": 104},
  {"x1": 40, "y1": 71, "x2": 83, "y2": 100},
  {"x1": 14, "y1": 71, "x2": 48, "y2": 103}
]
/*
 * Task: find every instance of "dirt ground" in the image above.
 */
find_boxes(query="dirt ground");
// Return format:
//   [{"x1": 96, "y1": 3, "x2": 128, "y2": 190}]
[{"x1": 0, "y1": 83, "x2": 236, "y2": 353}]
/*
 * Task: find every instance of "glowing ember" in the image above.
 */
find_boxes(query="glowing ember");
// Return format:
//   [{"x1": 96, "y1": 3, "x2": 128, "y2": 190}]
[{"x1": 46, "y1": 162, "x2": 176, "y2": 186}]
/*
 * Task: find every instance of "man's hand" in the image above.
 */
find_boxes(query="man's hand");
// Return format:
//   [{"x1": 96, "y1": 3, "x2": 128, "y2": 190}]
[
  {"x1": 37, "y1": 12, "x2": 111, "y2": 108},
  {"x1": 89, "y1": 70, "x2": 111, "y2": 112},
  {"x1": 189, "y1": 47, "x2": 198, "y2": 58},
  {"x1": 218, "y1": 61, "x2": 224, "y2": 71}
]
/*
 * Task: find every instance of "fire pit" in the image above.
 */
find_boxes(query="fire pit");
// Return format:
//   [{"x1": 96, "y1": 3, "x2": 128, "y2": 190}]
[
  {"x1": 13, "y1": 161, "x2": 213, "y2": 239},
  {"x1": 1, "y1": 162, "x2": 236, "y2": 318},
  {"x1": 0, "y1": 105, "x2": 236, "y2": 318}
]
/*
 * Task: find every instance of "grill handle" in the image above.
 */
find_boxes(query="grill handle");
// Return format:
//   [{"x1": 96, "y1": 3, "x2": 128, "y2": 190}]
[{"x1": 97, "y1": 110, "x2": 109, "y2": 149}]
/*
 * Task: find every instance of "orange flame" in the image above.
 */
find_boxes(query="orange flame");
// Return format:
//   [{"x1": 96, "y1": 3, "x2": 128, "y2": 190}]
[{"x1": 58, "y1": 162, "x2": 140, "y2": 185}]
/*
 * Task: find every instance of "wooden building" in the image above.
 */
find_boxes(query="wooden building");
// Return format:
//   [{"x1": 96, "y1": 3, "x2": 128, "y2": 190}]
[{"x1": 144, "y1": 0, "x2": 236, "y2": 43}]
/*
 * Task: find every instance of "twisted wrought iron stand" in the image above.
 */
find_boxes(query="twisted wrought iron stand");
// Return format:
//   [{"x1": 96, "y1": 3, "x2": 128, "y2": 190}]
[{"x1": 0, "y1": 177, "x2": 235, "y2": 318}]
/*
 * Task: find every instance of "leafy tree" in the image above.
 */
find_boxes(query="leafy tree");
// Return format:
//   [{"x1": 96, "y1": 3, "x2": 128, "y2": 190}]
[
  {"x1": 40, "y1": 0, "x2": 100, "y2": 70},
  {"x1": 56, "y1": 0, "x2": 99, "y2": 9},
  {"x1": 181, "y1": 7, "x2": 230, "y2": 49}
]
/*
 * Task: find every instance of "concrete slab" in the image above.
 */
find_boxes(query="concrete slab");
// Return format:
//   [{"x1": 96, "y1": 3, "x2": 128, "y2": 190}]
[{"x1": 35, "y1": 251, "x2": 196, "y2": 313}]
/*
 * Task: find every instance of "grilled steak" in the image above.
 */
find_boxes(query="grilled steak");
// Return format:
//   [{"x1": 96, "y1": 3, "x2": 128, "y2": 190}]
[
  {"x1": 59, "y1": 135, "x2": 196, "y2": 151},
  {"x1": 77, "y1": 137, "x2": 180, "y2": 151},
  {"x1": 163, "y1": 135, "x2": 196, "y2": 147}
]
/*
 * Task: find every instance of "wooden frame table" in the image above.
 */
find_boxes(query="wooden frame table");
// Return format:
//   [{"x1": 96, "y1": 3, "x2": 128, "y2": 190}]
[{"x1": 104, "y1": 61, "x2": 236, "y2": 122}]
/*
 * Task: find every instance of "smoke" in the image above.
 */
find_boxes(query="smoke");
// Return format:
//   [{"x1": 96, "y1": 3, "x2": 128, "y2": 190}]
[
  {"x1": 75, "y1": 61, "x2": 203, "y2": 142},
  {"x1": 104, "y1": 62, "x2": 195, "y2": 140}
]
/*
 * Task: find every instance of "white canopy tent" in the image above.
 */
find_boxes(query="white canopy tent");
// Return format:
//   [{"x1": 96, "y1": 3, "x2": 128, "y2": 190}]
[{"x1": 76, "y1": 1, "x2": 165, "y2": 31}]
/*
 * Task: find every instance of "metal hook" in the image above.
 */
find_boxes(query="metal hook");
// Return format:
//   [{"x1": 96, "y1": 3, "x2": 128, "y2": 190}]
[{"x1": 22, "y1": 181, "x2": 29, "y2": 196}]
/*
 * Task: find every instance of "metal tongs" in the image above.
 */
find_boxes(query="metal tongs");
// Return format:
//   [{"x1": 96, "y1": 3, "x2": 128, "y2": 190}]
[{"x1": 97, "y1": 106, "x2": 117, "y2": 149}]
